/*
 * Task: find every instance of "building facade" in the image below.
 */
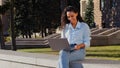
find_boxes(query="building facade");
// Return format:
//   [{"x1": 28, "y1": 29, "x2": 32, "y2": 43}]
[
  {"x1": 100, "y1": 0, "x2": 120, "y2": 28},
  {"x1": 80, "y1": 0, "x2": 120, "y2": 28}
]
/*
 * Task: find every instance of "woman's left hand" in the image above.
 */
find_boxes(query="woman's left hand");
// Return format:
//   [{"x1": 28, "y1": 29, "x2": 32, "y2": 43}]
[{"x1": 74, "y1": 43, "x2": 85, "y2": 50}]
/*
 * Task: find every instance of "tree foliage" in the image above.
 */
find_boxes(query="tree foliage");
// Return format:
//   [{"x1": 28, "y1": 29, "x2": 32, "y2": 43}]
[
  {"x1": 13, "y1": 0, "x2": 61, "y2": 38},
  {"x1": 0, "y1": 0, "x2": 10, "y2": 14},
  {"x1": 68, "y1": 0, "x2": 80, "y2": 12},
  {"x1": 2, "y1": 0, "x2": 81, "y2": 38},
  {"x1": 84, "y1": 0, "x2": 94, "y2": 28}
]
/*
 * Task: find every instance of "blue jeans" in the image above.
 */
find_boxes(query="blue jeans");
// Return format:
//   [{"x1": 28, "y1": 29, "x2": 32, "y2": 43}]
[{"x1": 58, "y1": 44, "x2": 85, "y2": 68}]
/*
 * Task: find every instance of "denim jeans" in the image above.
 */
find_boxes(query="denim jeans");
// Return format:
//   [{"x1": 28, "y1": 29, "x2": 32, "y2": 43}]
[{"x1": 57, "y1": 44, "x2": 85, "y2": 68}]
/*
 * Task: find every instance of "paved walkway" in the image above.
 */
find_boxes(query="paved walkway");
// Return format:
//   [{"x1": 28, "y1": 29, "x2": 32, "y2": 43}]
[
  {"x1": 42, "y1": 54, "x2": 120, "y2": 68},
  {"x1": 0, "y1": 49, "x2": 120, "y2": 68},
  {"x1": 76, "y1": 58, "x2": 120, "y2": 68}
]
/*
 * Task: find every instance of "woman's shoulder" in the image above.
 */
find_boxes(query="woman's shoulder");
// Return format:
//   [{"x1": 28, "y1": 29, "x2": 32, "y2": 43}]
[
  {"x1": 80, "y1": 22, "x2": 87, "y2": 25},
  {"x1": 80, "y1": 22, "x2": 90, "y2": 28}
]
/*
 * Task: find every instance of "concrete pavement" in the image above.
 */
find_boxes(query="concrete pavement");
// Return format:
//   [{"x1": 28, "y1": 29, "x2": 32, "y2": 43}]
[{"x1": 0, "y1": 50, "x2": 120, "y2": 68}]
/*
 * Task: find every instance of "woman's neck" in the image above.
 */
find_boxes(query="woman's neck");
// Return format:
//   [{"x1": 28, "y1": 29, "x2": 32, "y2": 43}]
[{"x1": 71, "y1": 21, "x2": 77, "y2": 29}]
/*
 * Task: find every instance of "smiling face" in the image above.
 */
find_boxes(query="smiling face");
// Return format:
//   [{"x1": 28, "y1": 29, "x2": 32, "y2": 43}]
[{"x1": 67, "y1": 11, "x2": 78, "y2": 25}]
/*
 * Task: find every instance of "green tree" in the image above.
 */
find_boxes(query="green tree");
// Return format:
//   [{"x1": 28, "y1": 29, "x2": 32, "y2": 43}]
[
  {"x1": 0, "y1": 0, "x2": 10, "y2": 14},
  {"x1": 2, "y1": 0, "x2": 61, "y2": 38},
  {"x1": 14, "y1": 0, "x2": 34, "y2": 38},
  {"x1": 68, "y1": 0, "x2": 80, "y2": 12},
  {"x1": 30, "y1": 0, "x2": 60, "y2": 37},
  {"x1": 84, "y1": 0, "x2": 94, "y2": 28}
]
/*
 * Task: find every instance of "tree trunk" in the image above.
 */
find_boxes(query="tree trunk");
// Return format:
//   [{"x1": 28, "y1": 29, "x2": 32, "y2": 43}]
[
  {"x1": 41, "y1": 26, "x2": 44, "y2": 38},
  {"x1": 10, "y1": 0, "x2": 17, "y2": 51},
  {"x1": 28, "y1": 30, "x2": 31, "y2": 38}
]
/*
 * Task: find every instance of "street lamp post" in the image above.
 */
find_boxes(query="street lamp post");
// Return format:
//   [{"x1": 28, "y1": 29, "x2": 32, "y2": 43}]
[{"x1": 10, "y1": 0, "x2": 17, "y2": 51}]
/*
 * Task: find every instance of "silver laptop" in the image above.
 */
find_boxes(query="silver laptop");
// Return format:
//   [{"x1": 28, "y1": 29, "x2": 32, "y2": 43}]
[{"x1": 48, "y1": 38, "x2": 74, "y2": 51}]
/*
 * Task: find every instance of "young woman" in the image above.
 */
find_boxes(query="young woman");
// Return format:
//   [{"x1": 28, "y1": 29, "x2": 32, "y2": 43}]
[{"x1": 58, "y1": 6, "x2": 91, "y2": 68}]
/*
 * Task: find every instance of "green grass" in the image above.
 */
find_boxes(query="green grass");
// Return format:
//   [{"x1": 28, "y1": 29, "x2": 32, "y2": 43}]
[
  {"x1": 18, "y1": 45, "x2": 120, "y2": 60},
  {"x1": 18, "y1": 48, "x2": 59, "y2": 55},
  {"x1": 86, "y1": 45, "x2": 120, "y2": 60}
]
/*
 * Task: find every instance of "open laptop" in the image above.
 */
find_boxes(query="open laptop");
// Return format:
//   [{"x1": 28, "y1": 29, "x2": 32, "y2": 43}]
[{"x1": 48, "y1": 38, "x2": 75, "y2": 51}]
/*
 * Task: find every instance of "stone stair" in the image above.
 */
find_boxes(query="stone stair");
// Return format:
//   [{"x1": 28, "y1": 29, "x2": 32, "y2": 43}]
[
  {"x1": 98, "y1": 28, "x2": 119, "y2": 35},
  {"x1": 5, "y1": 33, "x2": 61, "y2": 49},
  {"x1": 91, "y1": 28, "x2": 120, "y2": 45},
  {"x1": 5, "y1": 28, "x2": 120, "y2": 49},
  {"x1": 91, "y1": 28, "x2": 108, "y2": 35},
  {"x1": 54, "y1": 28, "x2": 120, "y2": 45}
]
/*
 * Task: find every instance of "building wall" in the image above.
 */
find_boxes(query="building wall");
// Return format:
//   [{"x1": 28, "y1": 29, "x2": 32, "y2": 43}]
[
  {"x1": 101, "y1": 0, "x2": 120, "y2": 28},
  {"x1": 93, "y1": 0, "x2": 102, "y2": 28},
  {"x1": 80, "y1": 0, "x2": 89, "y2": 18},
  {"x1": 0, "y1": 0, "x2": 2, "y2": 5},
  {"x1": 81, "y1": 0, "x2": 120, "y2": 28},
  {"x1": 94, "y1": 0, "x2": 120, "y2": 28},
  {"x1": 0, "y1": 0, "x2": 6, "y2": 5},
  {"x1": 80, "y1": 0, "x2": 87, "y2": 18}
]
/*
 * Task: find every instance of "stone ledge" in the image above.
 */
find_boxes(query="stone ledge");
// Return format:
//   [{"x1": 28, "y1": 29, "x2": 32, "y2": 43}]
[
  {"x1": 0, "y1": 50, "x2": 57, "y2": 68},
  {"x1": 0, "y1": 50, "x2": 120, "y2": 68}
]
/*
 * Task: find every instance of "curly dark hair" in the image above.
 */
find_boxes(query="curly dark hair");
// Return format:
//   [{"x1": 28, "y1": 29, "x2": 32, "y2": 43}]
[{"x1": 61, "y1": 6, "x2": 84, "y2": 28}]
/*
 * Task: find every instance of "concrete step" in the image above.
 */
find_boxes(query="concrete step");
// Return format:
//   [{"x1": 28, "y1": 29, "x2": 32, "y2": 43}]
[
  {"x1": 98, "y1": 28, "x2": 119, "y2": 35},
  {"x1": 91, "y1": 28, "x2": 108, "y2": 35}
]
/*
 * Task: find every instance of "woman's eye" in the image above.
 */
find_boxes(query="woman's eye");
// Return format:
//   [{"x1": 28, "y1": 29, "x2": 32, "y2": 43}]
[{"x1": 67, "y1": 16, "x2": 74, "y2": 18}]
